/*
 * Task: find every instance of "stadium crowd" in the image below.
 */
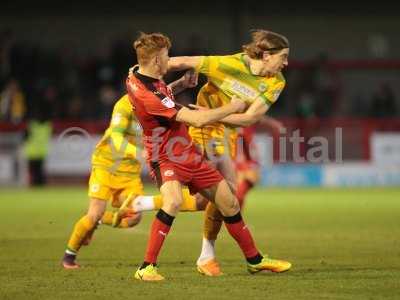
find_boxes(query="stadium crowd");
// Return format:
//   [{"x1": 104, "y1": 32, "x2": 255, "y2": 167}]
[{"x1": 1, "y1": 29, "x2": 398, "y2": 124}]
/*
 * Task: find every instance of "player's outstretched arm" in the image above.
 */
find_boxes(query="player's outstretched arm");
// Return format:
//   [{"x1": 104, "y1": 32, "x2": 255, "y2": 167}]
[
  {"x1": 168, "y1": 56, "x2": 202, "y2": 71},
  {"x1": 220, "y1": 98, "x2": 270, "y2": 127},
  {"x1": 176, "y1": 96, "x2": 246, "y2": 128}
]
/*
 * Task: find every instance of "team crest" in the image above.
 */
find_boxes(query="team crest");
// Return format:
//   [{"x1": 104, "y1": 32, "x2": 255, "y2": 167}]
[
  {"x1": 161, "y1": 97, "x2": 175, "y2": 108},
  {"x1": 90, "y1": 183, "x2": 100, "y2": 193},
  {"x1": 258, "y1": 83, "x2": 268, "y2": 92}
]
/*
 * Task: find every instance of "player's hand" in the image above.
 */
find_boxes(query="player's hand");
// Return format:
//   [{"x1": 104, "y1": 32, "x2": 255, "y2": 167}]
[
  {"x1": 181, "y1": 69, "x2": 198, "y2": 88},
  {"x1": 230, "y1": 96, "x2": 247, "y2": 113}
]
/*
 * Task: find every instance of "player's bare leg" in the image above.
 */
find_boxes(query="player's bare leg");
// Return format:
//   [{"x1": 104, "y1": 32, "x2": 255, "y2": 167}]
[
  {"x1": 198, "y1": 180, "x2": 263, "y2": 273},
  {"x1": 197, "y1": 156, "x2": 236, "y2": 275},
  {"x1": 130, "y1": 189, "x2": 201, "y2": 213},
  {"x1": 134, "y1": 180, "x2": 183, "y2": 281},
  {"x1": 200, "y1": 180, "x2": 291, "y2": 274},
  {"x1": 62, "y1": 198, "x2": 107, "y2": 269},
  {"x1": 112, "y1": 189, "x2": 204, "y2": 227}
]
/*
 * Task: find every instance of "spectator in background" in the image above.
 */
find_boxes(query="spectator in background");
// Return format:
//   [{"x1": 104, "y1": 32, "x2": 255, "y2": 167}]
[
  {"x1": 98, "y1": 84, "x2": 118, "y2": 117},
  {"x1": 0, "y1": 79, "x2": 26, "y2": 124},
  {"x1": 295, "y1": 53, "x2": 341, "y2": 117},
  {"x1": 350, "y1": 91, "x2": 369, "y2": 117},
  {"x1": 369, "y1": 82, "x2": 397, "y2": 118},
  {"x1": 23, "y1": 109, "x2": 52, "y2": 186},
  {"x1": 67, "y1": 96, "x2": 84, "y2": 120}
]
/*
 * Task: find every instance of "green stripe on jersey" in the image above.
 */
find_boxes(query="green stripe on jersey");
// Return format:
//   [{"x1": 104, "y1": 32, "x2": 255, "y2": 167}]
[
  {"x1": 217, "y1": 62, "x2": 259, "y2": 89},
  {"x1": 260, "y1": 94, "x2": 274, "y2": 106},
  {"x1": 111, "y1": 127, "x2": 126, "y2": 134}
]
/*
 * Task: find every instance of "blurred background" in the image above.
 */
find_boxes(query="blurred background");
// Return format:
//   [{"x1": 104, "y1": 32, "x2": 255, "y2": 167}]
[{"x1": 1, "y1": 2, "x2": 400, "y2": 187}]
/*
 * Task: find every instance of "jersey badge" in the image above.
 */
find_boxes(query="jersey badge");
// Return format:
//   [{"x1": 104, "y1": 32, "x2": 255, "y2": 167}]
[
  {"x1": 258, "y1": 83, "x2": 268, "y2": 92},
  {"x1": 161, "y1": 97, "x2": 175, "y2": 108}
]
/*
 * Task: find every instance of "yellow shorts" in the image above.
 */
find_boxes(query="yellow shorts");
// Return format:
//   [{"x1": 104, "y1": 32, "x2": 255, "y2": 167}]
[
  {"x1": 88, "y1": 167, "x2": 144, "y2": 203},
  {"x1": 228, "y1": 129, "x2": 238, "y2": 159},
  {"x1": 189, "y1": 125, "x2": 236, "y2": 158}
]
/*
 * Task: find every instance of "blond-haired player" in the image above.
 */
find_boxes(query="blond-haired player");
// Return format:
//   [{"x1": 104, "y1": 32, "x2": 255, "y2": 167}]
[
  {"x1": 168, "y1": 29, "x2": 291, "y2": 276},
  {"x1": 62, "y1": 71, "x2": 203, "y2": 269}
]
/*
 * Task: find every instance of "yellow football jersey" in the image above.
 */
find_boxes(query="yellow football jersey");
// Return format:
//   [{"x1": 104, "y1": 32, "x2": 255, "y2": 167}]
[
  {"x1": 91, "y1": 95, "x2": 142, "y2": 176},
  {"x1": 195, "y1": 53, "x2": 285, "y2": 107},
  {"x1": 190, "y1": 53, "x2": 285, "y2": 156}
]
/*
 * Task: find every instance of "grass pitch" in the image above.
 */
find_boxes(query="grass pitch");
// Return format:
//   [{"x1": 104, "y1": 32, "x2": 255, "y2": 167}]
[{"x1": 0, "y1": 186, "x2": 399, "y2": 300}]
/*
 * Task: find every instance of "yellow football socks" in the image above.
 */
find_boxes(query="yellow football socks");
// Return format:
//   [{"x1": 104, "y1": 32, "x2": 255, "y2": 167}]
[
  {"x1": 67, "y1": 215, "x2": 96, "y2": 253},
  {"x1": 101, "y1": 211, "x2": 114, "y2": 225},
  {"x1": 119, "y1": 219, "x2": 130, "y2": 228},
  {"x1": 153, "y1": 189, "x2": 197, "y2": 212},
  {"x1": 153, "y1": 194, "x2": 163, "y2": 210}
]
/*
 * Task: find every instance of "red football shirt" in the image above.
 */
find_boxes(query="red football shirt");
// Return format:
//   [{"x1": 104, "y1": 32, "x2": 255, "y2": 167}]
[{"x1": 126, "y1": 72, "x2": 196, "y2": 164}]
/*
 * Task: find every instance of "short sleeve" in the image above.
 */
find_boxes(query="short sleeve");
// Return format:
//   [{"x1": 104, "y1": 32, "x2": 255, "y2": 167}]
[
  {"x1": 144, "y1": 94, "x2": 178, "y2": 120},
  {"x1": 195, "y1": 56, "x2": 220, "y2": 76},
  {"x1": 260, "y1": 79, "x2": 286, "y2": 106}
]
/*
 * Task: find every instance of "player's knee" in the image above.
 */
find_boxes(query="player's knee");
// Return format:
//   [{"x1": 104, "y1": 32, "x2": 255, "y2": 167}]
[
  {"x1": 88, "y1": 198, "x2": 107, "y2": 223},
  {"x1": 223, "y1": 197, "x2": 240, "y2": 215},
  {"x1": 230, "y1": 198, "x2": 240, "y2": 212},
  {"x1": 168, "y1": 198, "x2": 183, "y2": 212},
  {"x1": 217, "y1": 195, "x2": 240, "y2": 216},
  {"x1": 87, "y1": 211, "x2": 103, "y2": 224}
]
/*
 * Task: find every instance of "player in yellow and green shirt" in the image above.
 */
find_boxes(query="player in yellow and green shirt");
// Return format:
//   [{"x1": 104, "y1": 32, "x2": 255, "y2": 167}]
[
  {"x1": 168, "y1": 29, "x2": 291, "y2": 276},
  {"x1": 62, "y1": 71, "x2": 206, "y2": 269}
]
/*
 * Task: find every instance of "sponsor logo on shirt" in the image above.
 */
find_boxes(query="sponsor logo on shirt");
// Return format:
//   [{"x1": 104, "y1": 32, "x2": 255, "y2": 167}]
[
  {"x1": 231, "y1": 80, "x2": 257, "y2": 98},
  {"x1": 221, "y1": 79, "x2": 257, "y2": 101},
  {"x1": 161, "y1": 97, "x2": 175, "y2": 108},
  {"x1": 90, "y1": 183, "x2": 100, "y2": 193},
  {"x1": 164, "y1": 170, "x2": 174, "y2": 177}
]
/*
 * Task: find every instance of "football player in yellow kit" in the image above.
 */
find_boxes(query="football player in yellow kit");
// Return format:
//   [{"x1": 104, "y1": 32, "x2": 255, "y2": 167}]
[
  {"x1": 168, "y1": 29, "x2": 291, "y2": 276},
  {"x1": 62, "y1": 71, "x2": 204, "y2": 269}
]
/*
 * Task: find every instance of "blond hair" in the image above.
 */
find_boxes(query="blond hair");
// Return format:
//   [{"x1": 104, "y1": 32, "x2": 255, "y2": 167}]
[
  {"x1": 133, "y1": 32, "x2": 171, "y2": 65},
  {"x1": 243, "y1": 29, "x2": 289, "y2": 59}
]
